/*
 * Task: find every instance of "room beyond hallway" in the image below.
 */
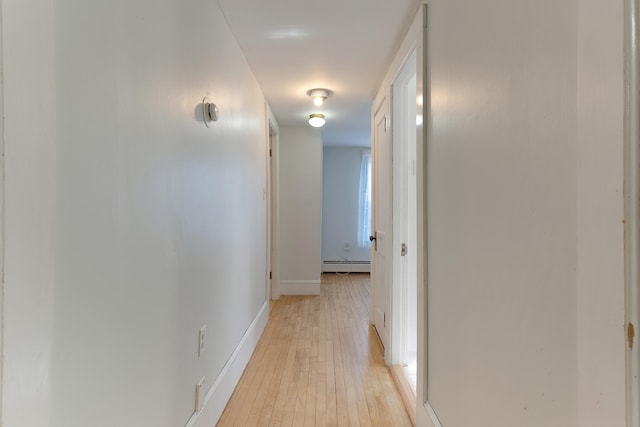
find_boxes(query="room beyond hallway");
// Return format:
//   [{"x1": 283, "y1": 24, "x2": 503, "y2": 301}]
[{"x1": 217, "y1": 273, "x2": 411, "y2": 426}]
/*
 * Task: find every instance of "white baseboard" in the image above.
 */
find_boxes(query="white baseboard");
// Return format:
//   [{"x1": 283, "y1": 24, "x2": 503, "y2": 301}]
[
  {"x1": 279, "y1": 280, "x2": 321, "y2": 295},
  {"x1": 322, "y1": 262, "x2": 371, "y2": 273},
  {"x1": 425, "y1": 401, "x2": 443, "y2": 427},
  {"x1": 184, "y1": 300, "x2": 269, "y2": 427}
]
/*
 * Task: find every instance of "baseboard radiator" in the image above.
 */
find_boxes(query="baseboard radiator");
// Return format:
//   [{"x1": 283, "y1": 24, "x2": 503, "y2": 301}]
[{"x1": 322, "y1": 260, "x2": 371, "y2": 273}]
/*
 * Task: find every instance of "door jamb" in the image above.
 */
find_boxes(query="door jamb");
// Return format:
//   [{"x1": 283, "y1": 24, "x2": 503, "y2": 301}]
[
  {"x1": 0, "y1": 0, "x2": 4, "y2": 415},
  {"x1": 390, "y1": 49, "x2": 418, "y2": 367},
  {"x1": 266, "y1": 105, "x2": 280, "y2": 300},
  {"x1": 624, "y1": 1, "x2": 640, "y2": 425}
]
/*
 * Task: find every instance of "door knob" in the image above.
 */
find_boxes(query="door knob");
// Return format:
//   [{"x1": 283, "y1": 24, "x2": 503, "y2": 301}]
[{"x1": 370, "y1": 233, "x2": 378, "y2": 250}]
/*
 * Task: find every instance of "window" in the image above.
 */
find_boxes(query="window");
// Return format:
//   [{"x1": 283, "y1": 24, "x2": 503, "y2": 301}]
[{"x1": 358, "y1": 151, "x2": 372, "y2": 247}]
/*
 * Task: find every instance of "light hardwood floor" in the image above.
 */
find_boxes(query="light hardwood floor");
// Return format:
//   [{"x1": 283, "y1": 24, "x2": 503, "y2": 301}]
[{"x1": 217, "y1": 273, "x2": 412, "y2": 427}]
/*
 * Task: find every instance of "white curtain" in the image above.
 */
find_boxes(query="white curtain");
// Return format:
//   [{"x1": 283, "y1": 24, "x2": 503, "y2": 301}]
[{"x1": 357, "y1": 151, "x2": 372, "y2": 247}]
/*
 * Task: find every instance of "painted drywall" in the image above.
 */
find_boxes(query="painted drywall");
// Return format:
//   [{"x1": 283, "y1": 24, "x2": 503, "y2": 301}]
[
  {"x1": 1, "y1": 0, "x2": 56, "y2": 426},
  {"x1": 426, "y1": 0, "x2": 579, "y2": 425},
  {"x1": 576, "y1": 0, "x2": 626, "y2": 424},
  {"x1": 372, "y1": 0, "x2": 628, "y2": 424},
  {"x1": 322, "y1": 147, "x2": 371, "y2": 263},
  {"x1": 52, "y1": 1, "x2": 268, "y2": 426},
  {"x1": 278, "y1": 126, "x2": 323, "y2": 294}
]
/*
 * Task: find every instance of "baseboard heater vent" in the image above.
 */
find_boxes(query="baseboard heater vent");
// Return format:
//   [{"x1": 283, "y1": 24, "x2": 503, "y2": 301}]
[{"x1": 322, "y1": 260, "x2": 371, "y2": 273}]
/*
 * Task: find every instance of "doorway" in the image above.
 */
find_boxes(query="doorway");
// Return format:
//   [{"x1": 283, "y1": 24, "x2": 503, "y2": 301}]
[{"x1": 391, "y1": 49, "x2": 418, "y2": 392}]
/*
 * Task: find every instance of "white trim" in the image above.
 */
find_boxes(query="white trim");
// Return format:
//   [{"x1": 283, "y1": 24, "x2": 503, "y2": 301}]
[
  {"x1": 425, "y1": 401, "x2": 443, "y2": 427},
  {"x1": 265, "y1": 102, "x2": 272, "y2": 302},
  {"x1": 391, "y1": 48, "x2": 418, "y2": 368},
  {"x1": 0, "y1": 0, "x2": 4, "y2": 417},
  {"x1": 267, "y1": 104, "x2": 279, "y2": 136},
  {"x1": 625, "y1": 0, "x2": 640, "y2": 425},
  {"x1": 266, "y1": 103, "x2": 280, "y2": 300},
  {"x1": 278, "y1": 280, "x2": 321, "y2": 295},
  {"x1": 322, "y1": 261, "x2": 370, "y2": 273},
  {"x1": 415, "y1": 1, "x2": 432, "y2": 422},
  {"x1": 267, "y1": 106, "x2": 281, "y2": 300},
  {"x1": 184, "y1": 301, "x2": 269, "y2": 427}
]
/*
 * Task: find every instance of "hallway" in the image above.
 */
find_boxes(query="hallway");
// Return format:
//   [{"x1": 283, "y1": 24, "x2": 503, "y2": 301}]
[{"x1": 217, "y1": 273, "x2": 411, "y2": 427}]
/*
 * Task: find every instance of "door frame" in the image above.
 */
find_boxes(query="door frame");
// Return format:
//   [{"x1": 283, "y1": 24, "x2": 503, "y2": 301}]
[
  {"x1": 390, "y1": 49, "x2": 418, "y2": 367},
  {"x1": 415, "y1": 2, "x2": 443, "y2": 425},
  {"x1": 266, "y1": 104, "x2": 280, "y2": 300},
  {"x1": 624, "y1": 0, "x2": 640, "y2": 425},
  {"x1": 0, "y1": 6, "x2": 4, "y2": 415},
  {"x1": 371, "y1": 2, "x2": 437, "y2": 424}
]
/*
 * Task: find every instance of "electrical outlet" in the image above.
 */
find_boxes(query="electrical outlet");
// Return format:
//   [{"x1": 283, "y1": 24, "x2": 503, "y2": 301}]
[
  {"x1": 198, "y1": 325, "x2": 207, "y2": 357},
  {"x1": 195, "y1": 377, "x2": 205, "y2": 412}
]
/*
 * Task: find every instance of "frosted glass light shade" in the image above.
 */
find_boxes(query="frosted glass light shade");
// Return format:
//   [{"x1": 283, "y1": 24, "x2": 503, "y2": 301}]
[{"x1": 308, "y1": 113, "x2": 326, "y2": 127}]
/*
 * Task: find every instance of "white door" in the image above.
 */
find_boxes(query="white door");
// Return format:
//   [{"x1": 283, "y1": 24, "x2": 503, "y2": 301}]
[{"x1": 372, "y1": 96, "x2": 392, "y2": 361}]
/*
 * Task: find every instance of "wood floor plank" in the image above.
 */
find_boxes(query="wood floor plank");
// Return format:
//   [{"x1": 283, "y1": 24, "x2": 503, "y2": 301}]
[{"x1": 217, "y1": 273, "x2": 411, "y2": 427}]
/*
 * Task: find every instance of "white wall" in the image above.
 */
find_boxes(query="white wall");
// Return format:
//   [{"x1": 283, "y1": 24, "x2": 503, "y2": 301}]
[
  {"x1": 427, "y1": 0, "x2": 579, "y2": 426},
  {"x1": 6, "y1": 0, "x2": 270, "y2": 426},
  {"x1": 322, "y1": 147, "x2": 371, "y2": 263},
  {"x1": 402, "y1": 0, "x2": 627, "y2": 426},
  {"x1": 278, "y1": 127, "x2": 323, "y2": 295},
  {"x1": 576, "y1": 0, "x2": 626, "y2": 424},
  {"x1": 1, "y1": 0, "x2": 56, "y2": 426}
]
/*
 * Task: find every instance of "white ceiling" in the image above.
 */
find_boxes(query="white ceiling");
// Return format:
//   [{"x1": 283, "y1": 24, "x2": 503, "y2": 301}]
[{"x1": 217, "y1": 0, "x2": 421, "y2": 147}]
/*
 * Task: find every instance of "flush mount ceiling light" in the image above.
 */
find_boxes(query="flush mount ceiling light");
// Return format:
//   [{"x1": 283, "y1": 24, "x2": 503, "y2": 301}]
[
  {"x1": 308, "y1": 113, "x2": 326, "y2": 128},
  {"x1": 306, "y1": 88, "x2": 332, "y2": 106}
]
